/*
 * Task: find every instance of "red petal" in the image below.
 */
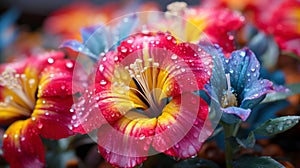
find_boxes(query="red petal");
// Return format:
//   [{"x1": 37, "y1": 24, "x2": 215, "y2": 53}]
[
  {"x1": 37, "y1": 60, "x2": 75, "y2": 98},
  {"x1": 2, "y1": 120, "x2": 45, "y2": 168},
  {"x1": 31, "y1": 97, "x2": 75, "y2": 139},
  {"x1": 162, "y1": 99, "x2": 211, "y2": 158},
  {"x1": 97, "y1": 111, "x2": 156, "y2": 167},
  {"x1": 71, "y1": 89, "x2": 107, "y2": 134},
  {"x1": 152, "y1": 93, "x2": 209, "y2": 158}
]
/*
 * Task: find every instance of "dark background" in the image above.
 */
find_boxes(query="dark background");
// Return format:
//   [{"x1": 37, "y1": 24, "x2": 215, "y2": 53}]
[{"x1": 0, "y1": 0, "x2": 200, "y2": 30}]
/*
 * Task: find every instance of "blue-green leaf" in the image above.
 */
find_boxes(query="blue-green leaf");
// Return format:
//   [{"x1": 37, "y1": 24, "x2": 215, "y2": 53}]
[
  {"x1": 234, "y1": 155, "x2": 284, "y2": 168},
  {"x1": 253, "y1": 116, "x2": 300, "y2": 136}
]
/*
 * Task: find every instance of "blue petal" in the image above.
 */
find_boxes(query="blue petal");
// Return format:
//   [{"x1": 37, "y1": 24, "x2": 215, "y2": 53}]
[
  {"x1": 80, "y1": 24, "x2": 109, "y2": 57},
  {"x1": 222, "y1": 49, "x2": 261, "y2": 100},
  {"x1": 222, "y1": 107, "x2": 251, "y2": 121},
  {"x1": 112, "y1": 14, "x2": 138, "y2": 47},
  {"x1": 203, "y1": 44, "x2": 227, "y2": 102},
  {"x1": 59, "y1": 40, "x2": 97, "y2": 60},
  {"x1": 241, "y1": 79, "x2": 273, "y2": 109},
  {"x1": 0, "y1": 8, "x2": 20, "y2": 50}
]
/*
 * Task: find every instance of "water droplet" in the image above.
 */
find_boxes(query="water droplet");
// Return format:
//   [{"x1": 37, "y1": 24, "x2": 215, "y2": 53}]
[
  {"x1": 166, "y1": 36, "x2": 172, "y2": 40},
  {"x1": 3, "y1": 134, "x2": 8, "y2": 138},
  {"x1": 45, "y1": 112, "x2": 49, "y2": 116},
  {"x1": 31, "y1": 116, "x2": 36, "y2": 121},
  {"x1": 61, "y1": 85, "x2": 66, "y2": 90},
  {"x1": 48, "y1": 58, "x2": 54, "y2": 64},
  {"x1": 171, "y1": 54, "x2": 178, "y2": 60},
  {"x1": 14, "y1": 134, "x2": 18, "y2": 138},
  {"x1": 175, "y1": 144, "x2": 180, "y2": 148},
  {"x1": 121, "y1": 47, "x2": 128, "y2": 53},
  {"x1": 181, "y1": 68, "x2": 186, "y2": 72},
  {"x1": 114, "y1": 56, "x2": 119, "y2": 61},
  {"x1": 72, "y1": 115, "x2": 77, "y2": 120},
  {"x1": 266, "y1": 125, "x2": 273, "y2": 133},
  {"x1": 73, "y1": 123, "x2": 79, "y2": 128},
  {"x1": 246, "y1": 73, "x2": 250, "y2": 77},
  {"x1": 139, "y1": 134, "x2": 146, "y2": 140},
  {"x1": 17, "y1": 148, "x2": 21, "y2": 152},
  {"x1": 229, "y1": 70, "x2": 234, "y2": 74},
  {"x1": 66, "y1": 62, "x2": 73, "y2": 68},
  {"x1": 127, "y1": 39, "x2": 133, "y2": 44},
  {"x1": 37, "y1": 123, "x2": 43, "y2": 129},
  {"x1": 100, "y1": 80, "x2": 107, "y2": 85},
  {"x1": 70, "y1": 108, "x2": 75, "y2": 113},
  {"x1": 21, "y1": 137, "x2": 25, "y2": 141},
  {"x1": 225, "y1": 59, "x2": 229, "y2": 63},
  {"x1": 239, "y1": 51, "x2": 246, "y2": 57},
  {"x1": 250, "y1": 68, "x2": 256, "y2": 72}
]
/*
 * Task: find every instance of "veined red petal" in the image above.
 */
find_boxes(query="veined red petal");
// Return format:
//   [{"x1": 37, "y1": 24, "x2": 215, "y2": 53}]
[
  {"x1": 37, "y1": 60, "x2": 75, "y2": 98},
  {"x1": 31, "y1": 96, "x2": 75, "y2": 139},
  {"x1": 152, "y1": 93, "x2": 209, "y2": 157},
  {"x1": 97, "y1": 112, "x2": 156, "y2": 167},
  {"x1": 162, "y1": 99, "x2": 210, "y2": 158},
  {"x1": 2, "y1": 120, "x2": 45, "y2": 168}
]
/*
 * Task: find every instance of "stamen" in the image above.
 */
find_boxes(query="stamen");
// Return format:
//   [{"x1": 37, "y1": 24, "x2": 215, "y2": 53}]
[
  {"x1": 124, "y1": 44, "x2": 163, "y2": 117},
  {"x1": 221, "y1": 74, "x2": 238, "y2": 108},
  {"x1": 0, "y1": 69, "x2": 35, "y2": 115}
]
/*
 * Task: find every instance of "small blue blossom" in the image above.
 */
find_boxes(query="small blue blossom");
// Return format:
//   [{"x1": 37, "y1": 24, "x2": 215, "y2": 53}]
[
  {"x1": 205, "y1": 47, "x2": 274, "y2": 122},
  {"x1": 60, "y1": 14, "x2": 138, "y2": 60}
]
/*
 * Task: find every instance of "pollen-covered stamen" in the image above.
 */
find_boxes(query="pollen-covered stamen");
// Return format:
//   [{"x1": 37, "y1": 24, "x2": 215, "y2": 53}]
[
  {"x1": 221, "y1": 74, "x2": 238, "y2": 108},
  {"x1": 0, "y1": 69, "x2": 35, "y2": 115},
  {"x1": 126, "y1": 57, "x2": 164, "y2": 117}
]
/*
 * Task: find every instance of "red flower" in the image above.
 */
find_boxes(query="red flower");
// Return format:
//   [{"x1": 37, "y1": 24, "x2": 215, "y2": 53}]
[
  {"x1": 164, "y1": 2, "x2": 244, "y2": 54},
  {"x1": 0, "y1": 51, "x2": 78, "y2": 168},
  {"x1": 249, "y1": 0, "x2": 300, "y2": 57},
  {"x1": 72, "y1": 32, "x2": 213, "y2": 167}
]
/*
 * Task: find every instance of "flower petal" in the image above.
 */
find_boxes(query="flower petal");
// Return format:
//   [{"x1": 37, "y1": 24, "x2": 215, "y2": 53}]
[
  {"x1": 2, "y1": 120, "x2": 45, "y2": 168},
  {"x1": 97, "y1": 111, "x2": 156, "y2": 167},
  {"x1": 37, "y1": 60, "x2": 75, "y2": 98},
  {"x1": 59, "y1": 40, "x2": 97, "y2": 59},
  {"x1": 71, "y1": 89, "x2": 107, "y2": 134},
  {"x1": 31, "y1": 96, "x2": 75, "y2": 139},
  {"x1": 222, "y1": 48, "x2": 261, "y2": 99},
  {"x1": 161, "y1": 98, "x2": 211, "y2": 158},
  {"x1": 152, "y1": 93, "x2": 209, "y2": 158},
  {"x1": 222, "y1": 106, "x2": 251, "y2": 121},
  {"x1": 241, "y1": 79, "x2": 274, "y2": 109}
]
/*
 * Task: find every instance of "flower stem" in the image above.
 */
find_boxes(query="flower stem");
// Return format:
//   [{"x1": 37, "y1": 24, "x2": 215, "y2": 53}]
[{"x1": 221, "y1": 121, "x2": 241, "y2": 168}]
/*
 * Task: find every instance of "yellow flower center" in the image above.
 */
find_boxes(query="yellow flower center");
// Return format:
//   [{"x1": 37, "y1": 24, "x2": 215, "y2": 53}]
[{"x1": 0, "y1": 68, "x2": 37, "y2": 117}]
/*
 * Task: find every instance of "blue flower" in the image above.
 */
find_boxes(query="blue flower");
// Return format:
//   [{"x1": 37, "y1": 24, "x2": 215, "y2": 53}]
[
  {"x1": 60, "y1": 14, "x2": 138, "y2": 60},
  {"x1": 205, "y1": 47, "x2": 274, "y2": 122}
]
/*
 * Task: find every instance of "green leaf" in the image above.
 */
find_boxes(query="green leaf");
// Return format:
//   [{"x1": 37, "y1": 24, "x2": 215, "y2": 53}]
[
  {"x1": 234, "y1": 155, "x2": 284, "y2": 168},
  {"x1": 173, "y1": 158, "x2": 220, "y2": 168},
  {"x1": 261, "y1": 83, "x2": 300, "y2": 103},
  {"x1": 253, "y1": 116, "x2": 300, "y2": 136},
  {"x1": 236, "y1": 131, "x2": 256, "y2": 149}
]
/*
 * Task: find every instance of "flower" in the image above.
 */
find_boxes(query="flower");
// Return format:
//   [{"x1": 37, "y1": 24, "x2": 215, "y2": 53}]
[
  {"x1": 205, "y1": 47, "x2": 274, "y2": 122},
  {"x1": 44, "y1": 2, "x2": 159, "y2": 42},
  {"x1": 0, "y1": 51, "x2": 78, "y2": 168},
  {"x1": 249, "y1": 0, "x2": 300, "y2": 57},
  {"x1": 60, "y1": 14, "x2": 138, "y2": 60},
  {"x1": 164, "y1": 2, "x2": 244, "y2": 54},
  {"x1": 72, "y1": 32, "x2": 213, "y2": 167}
]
